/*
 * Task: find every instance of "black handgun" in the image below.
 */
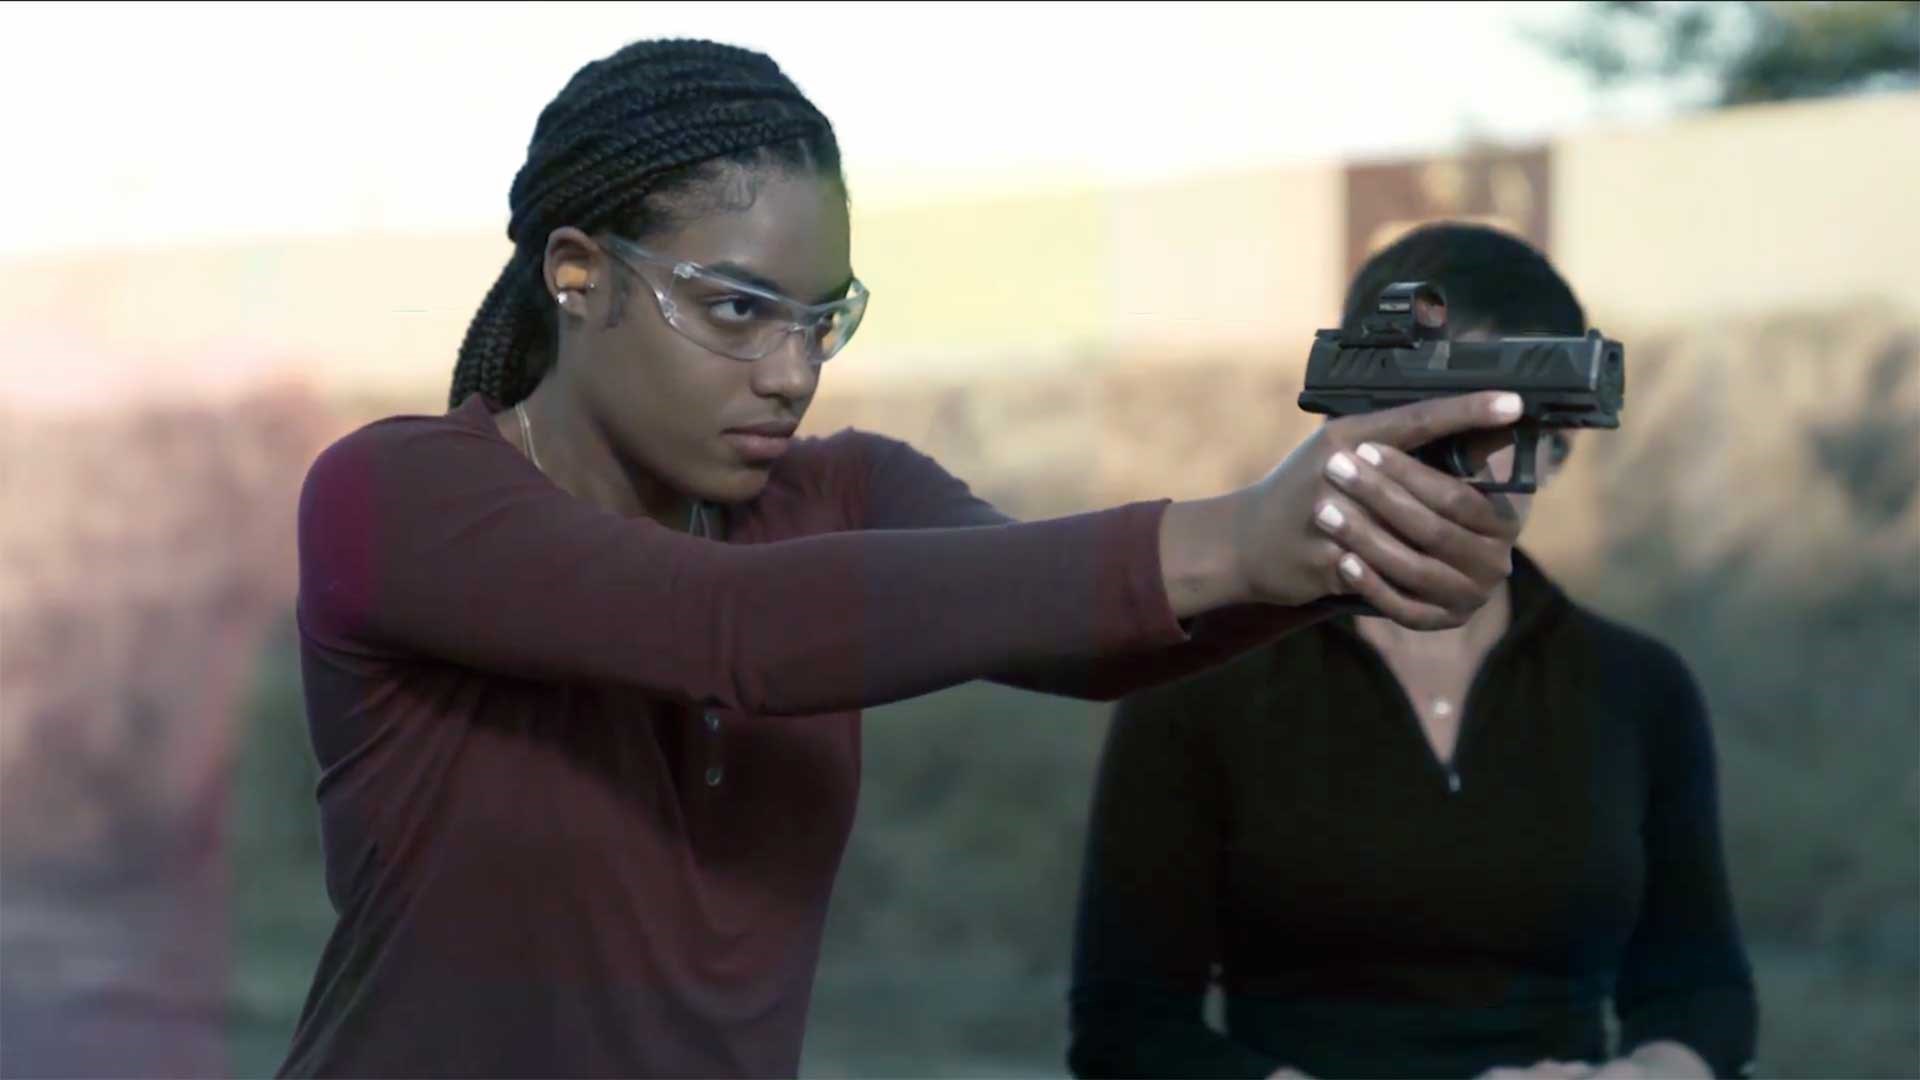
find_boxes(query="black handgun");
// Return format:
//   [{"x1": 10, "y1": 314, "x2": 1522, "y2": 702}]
[{"x1": 1296, "y1": 282, "x2": 1625, "y2": 494}]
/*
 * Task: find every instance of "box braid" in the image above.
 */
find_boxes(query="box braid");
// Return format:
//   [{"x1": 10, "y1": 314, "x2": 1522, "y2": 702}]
[{"x1": 450, "y1": 39, "x2": 843, "y2": 409}]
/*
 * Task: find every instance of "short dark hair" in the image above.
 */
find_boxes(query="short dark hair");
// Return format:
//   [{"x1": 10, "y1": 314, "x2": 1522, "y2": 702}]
[
  {"x1": 450, "y1": 39, "x2": 844, "y2": 409},
  {"x1": 1341, "y1": 222, "x2": 1585, "y2": 338}
]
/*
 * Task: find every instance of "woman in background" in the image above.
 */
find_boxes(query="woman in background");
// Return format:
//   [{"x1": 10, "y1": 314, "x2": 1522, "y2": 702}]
[{"x1": 1068, "y1": 224, "x2": 1758, "y2": 1080}]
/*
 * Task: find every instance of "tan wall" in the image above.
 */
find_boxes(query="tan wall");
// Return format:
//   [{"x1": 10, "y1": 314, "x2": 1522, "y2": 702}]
[
  {"x1": 847, "y1": 189, "x2": 1112, "y2": 372},
  {"x1": 1552, "y1": 91, "x2": 1920, "y2": 326},
  {"x1": 846, "y1": 162, "x2": 1344, "y2": 381},
  {"x1": 2, "y1": 91, "x2": 1914, "y2": 409},
  {"x1": 1101, "y1": 165, "x2": 1344, "y2": 361},
  {"x1": 0, "y1": 234, "x2": 510, "y2": 411}
]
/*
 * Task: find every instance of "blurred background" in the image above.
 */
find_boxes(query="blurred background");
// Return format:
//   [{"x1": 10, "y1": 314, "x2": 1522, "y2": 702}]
[{"x1": 0, "y1": 2, "x2": 1915, "y2": 1076}]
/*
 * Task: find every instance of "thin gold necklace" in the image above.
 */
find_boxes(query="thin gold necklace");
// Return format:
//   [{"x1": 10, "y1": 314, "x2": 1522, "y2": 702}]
[
  {"x1": 519, "y1": 401, "x2": 711, "y2": 537},
  {"x1": 514, "y1": 402, "x2": 542, "y2": 472}
]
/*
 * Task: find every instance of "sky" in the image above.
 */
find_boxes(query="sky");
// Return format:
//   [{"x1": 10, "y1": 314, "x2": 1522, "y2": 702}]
[{"x1": 0, "y1": 1, "x2": 1685, "y2": 259}]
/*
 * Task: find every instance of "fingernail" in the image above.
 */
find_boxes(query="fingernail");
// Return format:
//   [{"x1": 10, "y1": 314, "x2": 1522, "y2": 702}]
[
  {"x1": 1325, "y1": 452, "x2": 1358, "y2": 483},
  {"x1": 1316, "y1": 502, "x2": 1344, "y2": 531},
  {"x1": 1493, "y1": 393, "x2": 1523, "y2": 419},
  {"x1": 1356, "y1": 443, "x2": 1383, "y2": 467},
  {"x1": 1339, "y1": 553, "x2": 1364, "y2": 581}
]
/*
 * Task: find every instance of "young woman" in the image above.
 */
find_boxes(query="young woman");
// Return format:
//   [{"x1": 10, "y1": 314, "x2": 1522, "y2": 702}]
[
  {"x1": 278, "y1": 42, "x2": 1531, "y2": 1078},
  {"x1": 1066, "y1": 225, "x2": 1758, "y2": 1080}
]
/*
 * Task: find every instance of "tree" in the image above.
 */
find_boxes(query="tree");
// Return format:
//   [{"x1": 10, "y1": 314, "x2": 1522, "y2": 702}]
[{"x1": 1533, "y1": 1, "x2": 1919, "y2": 109}]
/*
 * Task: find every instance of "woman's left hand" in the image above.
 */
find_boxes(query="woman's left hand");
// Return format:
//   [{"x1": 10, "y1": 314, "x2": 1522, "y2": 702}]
[
  {"x1": 1480, "y1": 1040, "x2": 1712, "y2": 1080},
  {"x1": 1580, "y1": 1060, "x2": 1645, "y2": 1079},
  {"x1": 1587, "y1": 1041, "x2": 1715, "y2": 1079},
  {"x1": 1478, "y1": 1062, "x2": 1595, "y2": 1079}
]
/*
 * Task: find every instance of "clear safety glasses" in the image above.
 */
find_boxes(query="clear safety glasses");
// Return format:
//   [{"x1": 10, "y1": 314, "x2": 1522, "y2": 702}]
[{"x1": 600, "y1": 234, "x2": 869, "y2": 365}]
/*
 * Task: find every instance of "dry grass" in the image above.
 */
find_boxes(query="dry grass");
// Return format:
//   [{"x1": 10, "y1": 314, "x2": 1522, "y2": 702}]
[{"x1": 0, "y1": 382, "x2": 336, "y2": 879}]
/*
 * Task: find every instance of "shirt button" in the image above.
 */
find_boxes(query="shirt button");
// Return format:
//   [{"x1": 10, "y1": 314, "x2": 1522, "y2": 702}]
[
  {"x1": 1432, "y1": 698, "x2": 1454, "y2": 718},
  {"x1": 704, "y1": 712, "x2": 722, "y2": 734},
  {"x1": 705, "y1": 765, "x2": 724, "y2": 787}
]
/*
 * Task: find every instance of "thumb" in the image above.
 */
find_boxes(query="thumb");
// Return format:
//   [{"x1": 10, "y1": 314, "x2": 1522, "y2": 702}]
[{"x1": 1341, "y1": 390, "x2": 1523, "y2": 452}]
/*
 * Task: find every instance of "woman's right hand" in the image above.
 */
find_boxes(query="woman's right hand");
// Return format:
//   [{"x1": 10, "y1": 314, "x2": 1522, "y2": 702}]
[{"x1": 1159, "y1": 391, "x2": 1526, "y2": 630}]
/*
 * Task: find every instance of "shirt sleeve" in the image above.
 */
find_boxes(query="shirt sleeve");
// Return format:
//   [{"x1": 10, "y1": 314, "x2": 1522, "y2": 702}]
[
  {"x1": 855, "y1": 432, "x2": 1326, "y2": 701},
  {"x1": 295, "y1": 416, "x2": 1189, "y2": 716},
  {"x1": 1066, "y1": 674, "x2": 1285, "y2": 1079},
  {"x1": 1615, "y1": 645, "x2": 1760, "y2": 1079}
]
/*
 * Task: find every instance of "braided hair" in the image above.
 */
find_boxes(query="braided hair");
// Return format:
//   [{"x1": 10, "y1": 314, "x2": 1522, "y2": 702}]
[{"x1": 450, "y1": 39, "x2": 843, "y2": 408}]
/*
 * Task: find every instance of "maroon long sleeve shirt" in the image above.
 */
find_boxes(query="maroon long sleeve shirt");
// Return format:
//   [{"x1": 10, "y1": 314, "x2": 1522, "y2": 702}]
[{"x1": 277, "y1": 394, "x2": 1304, "y2": 1078}]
